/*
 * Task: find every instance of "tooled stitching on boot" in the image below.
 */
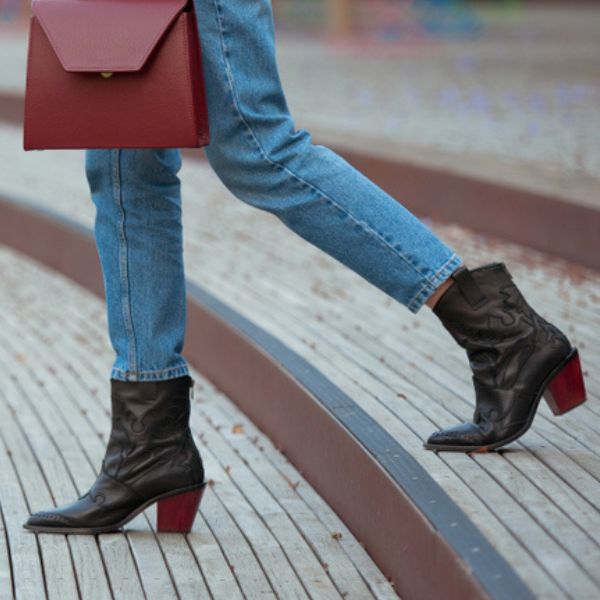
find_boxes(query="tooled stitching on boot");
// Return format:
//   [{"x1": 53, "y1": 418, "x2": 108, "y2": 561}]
[
  {"x1": 30, "y1": 511, "x2": 77, "y2": 524},
  {"x1": 444, "y1": 280, "x2": 570, "y2": 387},
  {"x1": 86, "y1": 470, "x2": 148, "y2": 505},
  {"x1": 102, "y1": 391, "x2": 204, "y2": 489},
  {"x1": 104, "y1": 391, "x2": 194, "y2": 479},
  {"x1": 508, "y1": 286, "x2": 570, "y2": 348}
]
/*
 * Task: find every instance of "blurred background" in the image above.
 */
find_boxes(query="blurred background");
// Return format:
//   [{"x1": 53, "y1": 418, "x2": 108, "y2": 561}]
[
  {"x1": 2, "y1": 1, "x2": 599, "y2": 198},
  {"x1": 0, "y1": 0, "x2": 599, "y2": 268}
]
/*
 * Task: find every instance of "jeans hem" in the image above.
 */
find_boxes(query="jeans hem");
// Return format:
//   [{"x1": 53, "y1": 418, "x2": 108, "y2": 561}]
[
  {"x1": 406, "y1": 253, "x2": 464, "y2": 314},
  {"x1": 110, "y1": 363, "x2": 190, "y2": 382}
]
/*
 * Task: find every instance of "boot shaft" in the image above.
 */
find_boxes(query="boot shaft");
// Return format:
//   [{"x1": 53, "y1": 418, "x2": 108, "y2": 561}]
[
  {"x1": 108, "y1": 375, "x2": 195, "y2": 442},
  {"x1": 101, "y1": 375, "x2": 204, "y2": 490},
  {"x1": 434, "y1": 262, "x2": 569, "y2": 346},
  {"x1": 433, "y1": 262, "x2": 571, "y2": 388}
]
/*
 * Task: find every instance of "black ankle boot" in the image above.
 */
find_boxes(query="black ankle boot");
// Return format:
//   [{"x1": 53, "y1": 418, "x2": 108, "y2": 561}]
[
  {"x1": 425, "y1": 262, "x2": 587, "y2": 452},
  {"x1": 23, "y1": 375, "x2": 206, "y2": 534}
]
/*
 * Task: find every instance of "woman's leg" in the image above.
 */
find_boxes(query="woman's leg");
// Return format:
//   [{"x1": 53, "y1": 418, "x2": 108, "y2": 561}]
[
  {"x1": 85, "y1": 148, "x2": 190, "y2": 382},
  {"x1": 189, "y1": 0, "x2": 586, "y2": 456},
  {"x1": 25, "y1": 150, "x2": 206, "y2": 534},
  {"x1": 84, "y1": 0, "x2": 463, "y2": 383},
  {"x1": 193, "y1": 0, "x2": 464, "y2": 313}
]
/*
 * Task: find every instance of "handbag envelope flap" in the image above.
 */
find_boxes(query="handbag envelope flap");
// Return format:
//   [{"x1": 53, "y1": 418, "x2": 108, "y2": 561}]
[{"x1": 31, "y1": 0, "x2": 188, "y2": 72}]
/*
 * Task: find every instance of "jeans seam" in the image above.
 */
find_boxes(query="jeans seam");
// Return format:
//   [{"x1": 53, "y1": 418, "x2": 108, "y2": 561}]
[
  {"x1": 209, "y1": 0, "x2": 433, "y2": 284},
  {"x1": 112, "y1": 149, "x2": 138, "y2": 374},
  {"x1": 407, "y1": 252, "x2": 462, "y2": 312}
]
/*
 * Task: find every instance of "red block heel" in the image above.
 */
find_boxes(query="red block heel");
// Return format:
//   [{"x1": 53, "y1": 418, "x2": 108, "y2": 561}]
[
  {"x1": 543, "y1": 349, "x2": 587, "y2": 416},
  {"x1": 156, "y1": 483, "x2": 206, "y2": 533}
]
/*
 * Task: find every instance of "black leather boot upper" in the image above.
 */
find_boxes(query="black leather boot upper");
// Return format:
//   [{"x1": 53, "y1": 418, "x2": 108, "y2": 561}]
[
  {"x1": 426, "y1": 262, "x2": 573, "y2": 451},
  {"x1": 24, "y1": 375, "x2": 205, "y2": 531}
]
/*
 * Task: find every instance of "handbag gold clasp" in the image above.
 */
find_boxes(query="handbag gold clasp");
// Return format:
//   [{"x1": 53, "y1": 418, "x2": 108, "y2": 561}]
[{"x1": 100, "y1": 72, "x2": 114, "y2": 78}]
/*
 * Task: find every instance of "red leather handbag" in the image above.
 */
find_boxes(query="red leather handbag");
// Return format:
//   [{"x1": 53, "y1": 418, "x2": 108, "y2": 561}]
[{"x1": 23, "y1": 0, "x2": 210, "y2": 150}]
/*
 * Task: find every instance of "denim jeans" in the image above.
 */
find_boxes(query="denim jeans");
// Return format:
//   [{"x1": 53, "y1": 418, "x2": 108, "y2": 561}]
[{"x1": 84, "y1": 0, "x2": 464, "y2": 382}]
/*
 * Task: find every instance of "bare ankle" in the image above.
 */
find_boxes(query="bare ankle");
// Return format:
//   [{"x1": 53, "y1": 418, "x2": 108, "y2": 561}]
[{"x1": 425, "y1": 269, "x2": 460, "y2": 309}]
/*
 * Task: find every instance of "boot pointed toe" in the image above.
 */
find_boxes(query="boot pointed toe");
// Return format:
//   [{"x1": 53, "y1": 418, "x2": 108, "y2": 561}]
[
  {"x1": 24, "y1": 510, "x2": 77, "y2": 530},
  {"x1": 23, "y1": 494, "x2": 112, "y2": 532},
  {"x1": 425, "y1": 422, "x2": 489, "y2": 450}
]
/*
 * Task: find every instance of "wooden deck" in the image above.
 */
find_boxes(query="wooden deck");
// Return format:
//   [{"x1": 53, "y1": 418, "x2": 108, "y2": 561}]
[
  {"x1": 0, "y1": 243, "x2": 398, "y2": 599},
  {"x1": 1, "y1": 120, "x2": 600, "y2": 598}
]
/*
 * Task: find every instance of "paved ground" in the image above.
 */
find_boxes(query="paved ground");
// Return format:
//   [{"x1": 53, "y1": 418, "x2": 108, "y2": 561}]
[
  {"x1": 2, "y1": 5, "x2": 599, "y2": 207},
  {"x1": 0, "y1": 242, "x2": 398, "y2": 600},
  {"x1": 1, "y1": 120, "x2": 599, "y2": 598}
]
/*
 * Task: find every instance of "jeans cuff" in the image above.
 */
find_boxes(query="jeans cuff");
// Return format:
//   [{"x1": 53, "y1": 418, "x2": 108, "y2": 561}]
[
  {"x1": 110, "y1": 363, "x2": 190, "y2": 382},
  {"x1": 406, "y1": 253, "x2": 464, "y2": 314}
]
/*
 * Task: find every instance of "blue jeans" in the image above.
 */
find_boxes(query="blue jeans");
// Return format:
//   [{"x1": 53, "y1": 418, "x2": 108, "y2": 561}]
[{"x1": 84, "y1": 0, "x2": 463, "y2": 382}]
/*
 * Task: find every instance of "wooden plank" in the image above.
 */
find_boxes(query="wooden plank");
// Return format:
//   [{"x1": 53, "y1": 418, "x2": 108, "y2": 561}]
[
  {"x1": 530, "y1": 421, "x2": 600, "y2": 500},
  {"x1": 177, "y1": 267, "x2": 553, "y2": 592},
  {"x1": 260, "y1": 278, "x2": 600, "y2": 592},
  {"x1": 0, "y1": 354, "x2": 110, "y2": 600},
  {"x1": 443, "y1": 453, "x2": 598, "y2": 599},
  {"x1": 0, "y1": 379, "x2": 110, "y2": 598},
  {"x1": 0, "y1": 392, "x2": 79, "y2": 600},
  {"x1": 0, "y1": 255, "x2": 211, "y2": 597},
  {"x1": 123, "y1": 524, "x2": 178, "y2": 600},
  {"x1": 0, "y1": 276, "x2": 146, "y2": 600},
  {"x1": 147, "y1": 530, "x2": 212, "y2": 599},
  {"x1": 192, "y1": 469, "x2": 277, "y2": 598},
  {"x1": 474, "y1": 451, "x2": 600, "y2": 586},
  {"x1": 188, "y1": 402, "x2": 345, "y2": 599},
  {"x1": 198, "y1": 388, "x2": 389, "y2": 599},
  {"x1": 0, "y1": 247, "x2": 376, "y2": 600},
  {"x1": 172, "y1": 252, "x2": 600, "y2": 600},
  {"x1": 0, "y1": 427, "x2": 46, "y2": 600},
  {"x1": 199, "y1": 450, "x2": 308, "y2": 599},
  {"x1": 204, "y1": 400, "x2": 397, "y2": 600},
  {"x1": 185, "y1": 512, "x2": 245, "y2": 600},
  {"x1": 0, "y1": 503, "x2": 12, "y2": 600},
  {"x1": 5, "y1": 190, "x2": 600, "y2": 600},
  {"x1": 96, "y1": 534, "x2": 144, "y2": 600},
  {"x1": 0, "y1": 248, "x2": 382, "y2": 600},
  {"x1": 252, "y1": 264, "x2": 600, "y2": 588}
]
